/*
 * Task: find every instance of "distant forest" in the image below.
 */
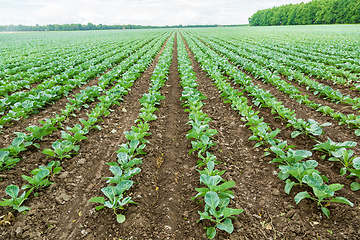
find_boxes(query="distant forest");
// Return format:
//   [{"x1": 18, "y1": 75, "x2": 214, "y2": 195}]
[
  {"x1": 249, "y1": 0, "x2": 360, "y2": 26},
  {"x1": 0, "y1": 23, "x2": 245, "y2": 32}
]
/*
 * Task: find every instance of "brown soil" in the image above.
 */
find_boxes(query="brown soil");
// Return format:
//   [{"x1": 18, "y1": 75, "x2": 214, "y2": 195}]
[{"x1": 0, "y1": 31, "x2": 359, "y2": 240}]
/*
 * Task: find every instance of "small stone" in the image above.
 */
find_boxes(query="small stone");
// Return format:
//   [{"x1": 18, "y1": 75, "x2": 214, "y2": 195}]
[
  {"x1": 48, "y1": 220, "x2": 57, "y2": 225},
  {"x1": 128, "y1": 206, "x2": 137, "y2": 212},
  {"x1": 183, "y1": 211, "x2": 189, "y2": 218},
  {"x1": 15, "y1": 227, "x2": 23, "y2": 236},
  {"x1": 78, "y1": 158, "x2": 86, "y2": 165},
  {"x1": 292, "y1": 213, "x2": 300, "y2": 220},
  {"x1": 266, "y1": 224, "x2": 272, "y2": 230},
  {"x1": 55, "y1": 192, "x2": 71, "y2": 204},
  {"x1": 122, "y1": 108, "x2": 127, "y2": 112},
  {"x1": 230, "y1": 235, "x2": 239, "y2": 240},
  {"x1": 285, "y1": 210, "x2": 296, "y2": 218},
  {"x1": 22, "y1": 231, "x2": 31, "y2": 238},
  {"x1": 62, "y1": 194, "x2": 71, "y2": 201},
  {"x1": 233, "y1": 219, "x2": 241, "y2": 229},
  {"x1": 58, "y1": 172, "x2": 68, "y2": 179},
  {"x1": 272, "y1": 189, "x2": 280, "y2": 196}
]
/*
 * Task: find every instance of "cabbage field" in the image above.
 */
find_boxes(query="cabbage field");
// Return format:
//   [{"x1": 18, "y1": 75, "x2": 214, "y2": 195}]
[{"x1": 0, "y1": 25, "x2": 360, "y2": 239}]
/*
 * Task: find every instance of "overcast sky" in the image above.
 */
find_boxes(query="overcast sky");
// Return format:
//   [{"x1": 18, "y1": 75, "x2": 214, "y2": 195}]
[{"x1": 0, "y1": 0, "x2": 311, "y2": 26}]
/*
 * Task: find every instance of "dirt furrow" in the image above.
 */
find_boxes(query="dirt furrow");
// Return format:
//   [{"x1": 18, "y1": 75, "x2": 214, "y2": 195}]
[{"x1": 145, "y1": 35, "x2": 198, "y2": 239}]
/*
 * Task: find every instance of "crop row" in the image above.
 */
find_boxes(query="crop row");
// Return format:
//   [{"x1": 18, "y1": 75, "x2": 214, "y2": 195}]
[
  {"x1": 178, "y1": 33, "x2": 243, "y2": 239},
  {"x1": 233, "y1": 37, "x2": 359, "y2": 83},
  {"x1": 89, "y1": 33, "x2": 175, "y2": 222},
  {"x1": 0, "y1": 32, "x2": 171, "y2": 173},
  {"x1": 0, "y1": 41, "x2": 116, "y2": 83},
  {"x1": 0, "y1": 31, "x2": 160, "y2": 72},
  {"x1": 0, "y1": 31, "x2": 173, "y2": 215},
  {"x1": 0, "y1": 34, "x2": 169, "y2": 131},
  {"x1": 207, "y1": 35, "x2": 360, "y2": 106},
  {"x1": 0, "y1": 40, "x2": 131, "y2": 96},
  {"x1": 258, "y1": 37, "x2": 360, "y2": 65},
  {"x1": 182, "y1": 30, "x2": 356, "y2": 219},
  {"x1": 185, "y1": 33, "x2": 334, "y2": 139},
  {"x1": 244, "y1": 39, "x2": 360, "y2": 75},
  {"x1": 187, "y1": 32, "x2": 360, "y2": 136},
  {"x1": 184, "y1": 32, "x2": 360, "y2": 191}
]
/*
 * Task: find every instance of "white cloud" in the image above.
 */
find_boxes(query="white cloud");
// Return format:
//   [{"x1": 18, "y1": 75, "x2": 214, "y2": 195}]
[{"x1": 0, "y1": 0, "x2": 312, "y2": 26}]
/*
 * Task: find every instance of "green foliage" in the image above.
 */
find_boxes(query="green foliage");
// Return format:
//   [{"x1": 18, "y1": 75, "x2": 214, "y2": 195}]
[
  {"x1": 0, "y1": 185, "x2": 31, "y2": 212},
  {"x1": 289, "y1": 119, "x2": 331, "y2": 138},
  {"x1": 269, "y1": 147, "x2": 312, "y2": 166},
  {"x1": 328, "y1": 148, "x2": 360, "y2": 175},
  {"x1": 0, "y1": 151, "x2": 20, "y2": 171},
  {"x1": 89, "y1": 33, "x2": 175, "y2": 225},
  {"x1": 178, "y1": 34, "x2": 243, "y2": 239},
  {"x1": 89, "y1": 180, "x2": 136, "y2": 223},
  {"x1": 199, "y1": 191, "x2": 243, "y2": 239},
  {"x1": 26, "y1": 120, "x2": 58, "y2": 141},
  {"x1": 21, "y1": 161, "x2": 62, "y2": 196},
  {"x1": 42, "y1": 140, "x2": 79, "y2": 160},
  {"x1": 294, "y1": 173, "x2": 353, "y2": 218},
  {"x1": 279, "y1": 160, "x2": 321, "y2": 194},
  {"x1": 249, "y1": 0, "x2": 360, "y2": 26},
  {"x1": 313, "y1": 138, "x2": 357, "y2": 160}
]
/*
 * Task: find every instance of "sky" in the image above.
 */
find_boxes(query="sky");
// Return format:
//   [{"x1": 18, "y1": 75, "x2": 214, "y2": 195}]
[{"x1": 0, "y1": 0, "x2": 312, "y2": 26}]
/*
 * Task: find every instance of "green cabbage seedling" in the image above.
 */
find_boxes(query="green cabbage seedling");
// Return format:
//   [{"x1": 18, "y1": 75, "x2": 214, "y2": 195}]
[
  {"x1": 42, "y1": 140, "x2": 79, "y2": 160},
  {"x1": 198, "y1": 191, "x2": 243, "y2": 239},
  {"x1": 89, "y1": 180, "x2": 136, "y2": 223},
  {"x1": 348, "y1": 158, "x2": 360, "y2": 191},
  {"x1": 0, "y1": 151, "x2": 20, "y2": 171},
  {"x1": 295, "y1": 172, "x2": 353, "y2": 218},
  {"x1": 22, "y1": 161, "x2": 62, "y2": 196},
  {"x1": 329, "y1": 148, "x2": 360, "y2": 175},
  {"x1": 0, "y1": 185, "x2": 32, "y2": 212},
  {"x1": 313, "y1": 138, "x2": 357, "y2": 160}
]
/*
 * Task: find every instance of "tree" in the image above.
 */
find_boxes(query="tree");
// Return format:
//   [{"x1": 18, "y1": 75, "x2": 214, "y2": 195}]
[{"x1": 248, "y1": 0, "x2": 360, "y2": 26}]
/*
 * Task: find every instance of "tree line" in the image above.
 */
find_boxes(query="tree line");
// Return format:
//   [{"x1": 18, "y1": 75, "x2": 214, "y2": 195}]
[
  {"x1": 0, "y1": 23, "x2": 247, "y2": 32},
  {"x1": 248, "y1": 0, "x2": 360, "y2": 26}
]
